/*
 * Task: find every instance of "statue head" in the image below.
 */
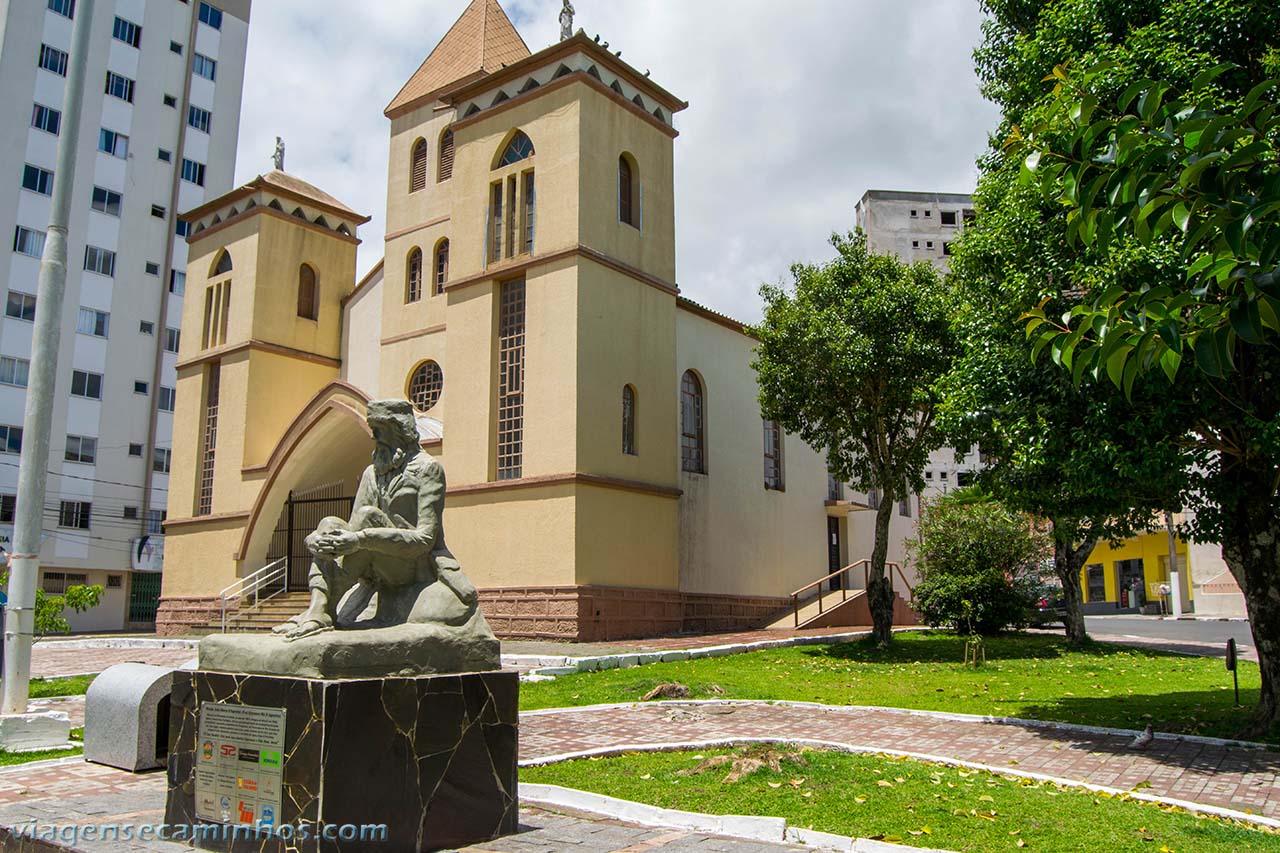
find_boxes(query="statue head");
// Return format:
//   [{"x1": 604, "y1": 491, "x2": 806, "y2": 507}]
[{"x1": 366, "y1": 400, "x2": 421, "y2": 474}]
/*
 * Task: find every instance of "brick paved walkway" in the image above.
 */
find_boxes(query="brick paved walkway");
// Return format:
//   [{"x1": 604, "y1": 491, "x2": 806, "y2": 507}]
[
  {"x1": 521, "y1": 701, "x2": 1280, "y2": 821},
  {"x1": 31, "y1": 647, "x2": 196, "y2": 679}
]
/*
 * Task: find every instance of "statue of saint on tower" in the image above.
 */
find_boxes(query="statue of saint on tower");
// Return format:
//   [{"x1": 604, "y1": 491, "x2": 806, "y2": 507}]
[
  {"x1": 559, "y1": 0, "x2": 575, "y2": 41},
  {"x1": 272, "y1": 137, "x2": 285, "y2": 171}
]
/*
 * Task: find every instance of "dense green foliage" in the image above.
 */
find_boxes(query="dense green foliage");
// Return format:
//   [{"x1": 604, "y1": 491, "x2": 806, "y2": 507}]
[
  {"x1": 523, "y1": 748, "x2": 1277, "y2": 852},
  {"x1": 753, "y1": 232, "x2": 959, "y2": 645},
  {"x1": 519, "y1": 632, "x2": 1266, "y2": 742},
  {"x1": 910, "y1": 495, "x2": 1051, "y2": 634},
  {"x1": 955, "y1": 0, "x2": 1280, "y2": 734}
]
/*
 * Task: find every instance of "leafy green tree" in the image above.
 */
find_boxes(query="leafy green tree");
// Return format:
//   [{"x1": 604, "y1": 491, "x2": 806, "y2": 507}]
[
  {"x1": 753, "y1": 232, "x2": 960, "y2": 646},
  {"x1": 909, "y1": 493, "x2": 1052, "y2": 635},
  {"x1": 966, "y1": 0, "x2": 1280, "y2": 735},
  {"x1": 1, "y1": 572, "x2": 103, "y2": 638}
]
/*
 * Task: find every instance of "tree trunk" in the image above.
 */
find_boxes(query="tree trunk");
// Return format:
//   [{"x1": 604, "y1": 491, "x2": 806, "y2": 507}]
[
  {"x1": 1051, "y1": 520, "x2": 1095, "y2": 647},
  {"x1": 1218, "y1": 470, "x2": 1280, "y2": 738},
  {"x1": 867, "y1": 494, "x2": 896, "y2": 647}
]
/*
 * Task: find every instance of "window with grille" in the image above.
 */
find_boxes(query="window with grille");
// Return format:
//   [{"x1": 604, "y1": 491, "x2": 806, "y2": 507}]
[
  {"x1": 6, "y1": 292, "x2": 37, "y2": 322},
  {"x1": 622, "y1": 385, "x2": 637, "y2": 456},
  {"x1": 297, "y1": 265, "x2": 318, "y2": 319},
  {"x1": 65, "y1": 435, "x2": 96, "y2": 464},
  {"x1": 193, "y1": 53, "x2": 217, "y2": 80},
  {"x1": 105, "y1": 72, "x2": 135, "y2": 103},
  {"x1": 112, "y1": 16, "x2": 141, "y2": 48},
  {"x1": 0, "y1": 357, "x2": 30, "y2": 388},
  {"x1": 408, "y1": 361, "x2": 444, "y2": 412},
  {"x1": 71, "y1": 369, "x2": 103, "y2": 399},
  {"x1": 31, "y1": 103, "x2": 61, "y2": 135},
  {"x1": 57, "y1": 502, "x2": 91, "y2": 530},
  {"x1": 43, "y1": 570, "x2": 88, "y2": 593},
  {"x1": 23, "y1": 165, "x2": 54, "y2": 196},
  {"x1": 496, "y1": 280, "x2": 526, "y2": 480},
  {"x1": 99, "y1": 129, "x2": 128, "y2": 158},
  {"x1": 91, "y1": 186, "x2": 122, "y2": 217},
  {"x1": 409, "y1": 139, "x2": 428, "y2": 192},
  {"x1": 0, "y1": 425, "x2": 23, "y2": 455},
  {"x1": 77, "y1": 307, "x2": 109, "y2": 337},
  {"x1": 406, "y1": 249, "x2": 423, "y2": 303},
  {"x1": 763, "y1": 419, "x2": 784, "y2": 490},
  {"x1": 197, "y1": 364, "x2": 220, "y2": 515},
  {"x1": 0, "y1": 494, "x2": 14, "y2": 523},
  {"x1": 438, "y1": 128, "x2": 454, "y2": 182},
  {"x1": 39, "y1": 45, "x2": 68, "y2": 76},
  {"x1": 434, "y1": 240, "x2": 449, "y2": 295},
  {"x1": 681, "y1": 370, "x2": 705, "y2": 473},
  {"x1": 498, "y1": 131, "x2": 534, "y2": 166},
  {"x1": 13, "y1": 226, "x2": 46, "y2": 258}
]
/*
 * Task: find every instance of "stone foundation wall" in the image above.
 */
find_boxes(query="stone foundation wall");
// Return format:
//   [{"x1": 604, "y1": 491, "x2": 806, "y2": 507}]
[
  {"x1": 155, "y1": 597, "x2": 222, "y2": 636},
  {"x1": 478, "y1": 586, "x2": 789, "y2": 642}
]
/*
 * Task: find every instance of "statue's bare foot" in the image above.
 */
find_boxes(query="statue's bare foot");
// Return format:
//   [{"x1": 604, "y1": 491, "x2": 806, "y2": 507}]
[
  {"x1": 282, "y1": 615, "x2": 333, "y2": 642},
  {"x1": 270, "y1": 617, "x2": 301, "y2": 635}
]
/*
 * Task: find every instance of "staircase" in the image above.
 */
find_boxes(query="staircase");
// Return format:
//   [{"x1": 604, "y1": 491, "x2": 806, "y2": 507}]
[
  {"x1": 768, "y1": 559, "x2": 919, "y2": 630},
  {"x1": 201, "y1": 591, "x2": 311, "y2": 634}
]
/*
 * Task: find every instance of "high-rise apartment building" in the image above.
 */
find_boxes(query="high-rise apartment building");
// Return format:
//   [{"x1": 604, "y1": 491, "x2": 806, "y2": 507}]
[{"x1": 0, "y1": 0, "x2": 250, "y2": 630}]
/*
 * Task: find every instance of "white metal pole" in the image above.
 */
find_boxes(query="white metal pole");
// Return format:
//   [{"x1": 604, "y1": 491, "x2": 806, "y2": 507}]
[
  {"x1": 1165, "y1": 511, "x2": 1184, "y2": 620},
  {"x1": 2, "y1": 0, "x2": 96, "y2": 715}
]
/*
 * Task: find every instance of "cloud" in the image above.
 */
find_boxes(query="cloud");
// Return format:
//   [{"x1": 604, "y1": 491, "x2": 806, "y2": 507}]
[{"x1": 235, "y1": 0, "x2": 999, "y2": 322}]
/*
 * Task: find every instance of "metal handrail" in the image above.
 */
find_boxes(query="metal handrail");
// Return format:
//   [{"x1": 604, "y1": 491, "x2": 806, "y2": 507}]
[
  {"x1": 218, "y1": 557, "x2": 288, "y2": 632},
  {"x1": 789, "y1": 558, "x2": 908, "y2": 628}
]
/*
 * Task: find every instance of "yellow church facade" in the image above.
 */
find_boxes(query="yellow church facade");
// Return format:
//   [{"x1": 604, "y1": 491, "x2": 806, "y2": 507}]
[{"x1": 156, "y1": 0, "x2": 919, "y2": 640}]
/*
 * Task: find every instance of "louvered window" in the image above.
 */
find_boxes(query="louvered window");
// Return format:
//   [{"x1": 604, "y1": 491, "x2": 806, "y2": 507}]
[
  {"x1": 409, "y1": 139, "x2": 428, "y2": 192},
  {"x1": 438, "y1": 129, "x2": 454, "y2": 182},
  {"x1": 406, "y1": 249, "x2": 423, "y2": 303}
]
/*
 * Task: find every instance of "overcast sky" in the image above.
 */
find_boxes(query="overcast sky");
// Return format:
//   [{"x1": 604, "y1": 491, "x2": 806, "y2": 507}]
[{"x1": 234, "y1": 0, "x2": 999, "y2": 324}]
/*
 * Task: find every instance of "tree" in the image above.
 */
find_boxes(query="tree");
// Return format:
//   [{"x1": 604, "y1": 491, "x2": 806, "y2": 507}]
[
  {"x1": 753, "y1": 231, "x2": 960, "y2": 646},
  {"x1": 1, "y1": 572, "x2": 103, "y2": 639},
  {"x1": 968, "y1": 0, "x2": 1280, "y2": 736},
  {"x1": 910, "y1": 492, "x2": 1052, "y2": 635}
]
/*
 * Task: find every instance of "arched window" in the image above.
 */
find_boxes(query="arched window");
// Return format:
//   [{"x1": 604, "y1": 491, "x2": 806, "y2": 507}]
[
  {"x1": 622, "y1": 385, "x2": 637, "y2": 456},
  {"x1": 406, "y1": 248, "x2": 423, "y2": 303},
  {"x1": 618, "y1": 154, "x2": 640, "y2": 228},
  {"x1": 434, "y1": 239, "x2": 449, "y2": 296},
  {"x1": 438, "y1": 128, "x2": 454, "y2": 182},
  {"x1": 409, "y1": 138, "x2": 428, "y2": 192},
  {"x1": 763, "y1": 418, "x2": 784, "y2": 490},
  {"x1": 297, "y1": 264, "x2": 318, "y2": 320},
  {"x1": 408, "y1": 360, "x2": 443, "y2": 412},
  {"x1": 681, "y1": 370, "x2": 705, "y2": 473},
  {"x1": 211, "y1": 250, "x2": 232, "y2": 276},
  {"x1": 496, "y1": 130, "x2": 534, "y2": 167}
]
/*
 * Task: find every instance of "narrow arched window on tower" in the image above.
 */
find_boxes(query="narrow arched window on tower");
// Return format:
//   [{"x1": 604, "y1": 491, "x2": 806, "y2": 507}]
[
  {"x1": 681, "y1": 370, "x2": 706, "y2": 473},
  {"x1": 434, "y1": 239, "x2": 449, "y2": 295},
  {"x1": 409, "y1": 138, "x2": 428, "y2": 192},
  {"x1": 622, "y1": 385, "x2": 637, "y2": 456},
  {"x1": 438, "y1": 128, "x2": 454, "y2": 182},
  {"x1": 618, "y1": 154, "x2": 640, "y2": 228},
  {"x1": 406, "y1": 248, "x2": 423, "y2": 303},
  {"x1": 297, "y1": 264, "x2": 318, "y2": 320}
]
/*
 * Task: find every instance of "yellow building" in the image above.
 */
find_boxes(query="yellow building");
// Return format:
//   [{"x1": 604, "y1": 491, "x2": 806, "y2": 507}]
[
  {"x1": 157, "y1": 0, "x2": 921, "y2": 640},
  {"x1": 1079, "y1": 532, "x2": 1191, "y2": 615}
]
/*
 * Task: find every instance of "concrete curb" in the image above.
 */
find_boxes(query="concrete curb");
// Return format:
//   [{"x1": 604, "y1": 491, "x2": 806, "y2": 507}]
[
  {"x1": 520, "y1": 737, "x2": 1280, "y2": 832},
  {"x1": 520, "y1": 783, "x2": 955, "y2": 852},
  {"x1": 35, "y1": 638, "x2": 198, "y2": 651},
  {"x1": 520, "y1": 698, "x2": 1278, "y2": 752},
  {"x1": 0, "y1": 755, "x2": 85, "y2": 775}
]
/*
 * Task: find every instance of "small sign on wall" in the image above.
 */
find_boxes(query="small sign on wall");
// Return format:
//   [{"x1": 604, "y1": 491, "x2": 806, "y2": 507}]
[{"x1": 195, "y1": 703, "x2": 286, "y2": 827}]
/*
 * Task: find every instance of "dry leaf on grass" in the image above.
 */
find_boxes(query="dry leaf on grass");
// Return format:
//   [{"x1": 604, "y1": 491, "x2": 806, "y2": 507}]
[{"x1": 674, "y1": 748, "x2": 809, "y2": 784}]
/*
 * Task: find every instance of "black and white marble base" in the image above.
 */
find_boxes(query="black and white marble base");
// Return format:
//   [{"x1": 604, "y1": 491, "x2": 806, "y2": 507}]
[{"x1": 164, "y1": 670, "x2": 519, "y2": 852}]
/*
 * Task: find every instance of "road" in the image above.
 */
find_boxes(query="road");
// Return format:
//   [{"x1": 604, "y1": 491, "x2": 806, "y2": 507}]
[{"x1": 1082, "y1": 614, "x2": 1254, "y2": 660}]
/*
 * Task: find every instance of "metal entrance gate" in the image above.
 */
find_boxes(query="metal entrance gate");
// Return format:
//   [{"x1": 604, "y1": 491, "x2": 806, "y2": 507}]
[{"x1": 266, "y1": 482, "x2": 355, "y2": 591}]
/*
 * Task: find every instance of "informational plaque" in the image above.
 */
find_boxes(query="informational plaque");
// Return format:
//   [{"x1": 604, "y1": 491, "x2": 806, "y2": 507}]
[{"x1": 194, "y1": 703, "x2": 287, "y2": 828}]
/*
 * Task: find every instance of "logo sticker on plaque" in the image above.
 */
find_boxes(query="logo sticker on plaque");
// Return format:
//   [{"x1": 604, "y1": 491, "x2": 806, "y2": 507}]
[{"x1": 195, "y1": 703, "x2": 286, "y2": 827}]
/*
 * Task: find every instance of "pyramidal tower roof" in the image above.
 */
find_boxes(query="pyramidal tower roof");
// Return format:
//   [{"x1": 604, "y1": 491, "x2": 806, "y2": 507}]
[{"x1": 386, "y1": 0, "x2": 531, "y2": 117}]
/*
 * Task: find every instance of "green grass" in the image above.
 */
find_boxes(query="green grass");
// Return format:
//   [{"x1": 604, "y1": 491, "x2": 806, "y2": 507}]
[
  {"x1": 522, "y1": 747, "x2": 1277, "y2": 852},
  {"x1": 28, "y1": 674, "x2": 95, "y2": 698},
  {"x1": 519, "y1": 633, "x2": 1269, "y2": 742},
  {"x1": 0, "y1": 745, "x2": 81, "y2": 766}
]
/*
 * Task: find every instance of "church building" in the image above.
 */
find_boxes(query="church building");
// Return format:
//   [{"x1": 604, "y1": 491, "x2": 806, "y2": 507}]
[{"x1": 156, "y1": 0, "x2": 919, "y2": 640}]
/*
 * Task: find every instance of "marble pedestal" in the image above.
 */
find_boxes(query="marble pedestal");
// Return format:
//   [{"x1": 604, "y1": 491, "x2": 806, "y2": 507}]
[{"x1": 164, "y1": 669, "x2": 518, "y2": 852}]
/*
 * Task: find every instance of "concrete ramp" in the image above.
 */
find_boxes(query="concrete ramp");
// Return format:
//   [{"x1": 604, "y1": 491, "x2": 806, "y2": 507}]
[{"x1": 767, "y1": 589, "x2": 918, "y2": 630}]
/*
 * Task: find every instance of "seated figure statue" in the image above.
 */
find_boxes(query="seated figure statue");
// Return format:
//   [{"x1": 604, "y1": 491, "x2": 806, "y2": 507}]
[
  {"x1": 275, "y1": 400, "x2": 478, "y2": 640},
  {"x1": 200, "y1": 399, "x2": 499, "y2": 678}
]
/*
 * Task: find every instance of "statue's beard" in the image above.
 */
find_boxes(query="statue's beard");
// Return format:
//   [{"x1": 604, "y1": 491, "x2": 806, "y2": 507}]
[{"x1": 373, "y1": 444, "x2": 407, "y2": 475}]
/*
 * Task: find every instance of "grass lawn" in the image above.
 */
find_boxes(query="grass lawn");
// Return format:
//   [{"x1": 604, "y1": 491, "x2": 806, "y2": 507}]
[
  {"x1": 0, "y1": 745, "x2": 81, "y2": 766},
  {"x1": 28, "y1": 674, "x2": 95, "y2": 698},
  {"x1": 522, "y1": 746, "x2": 1277, "y2": 852},
  {"x1": 519, "y1": 632, "x2": 1268, "y2": 742}
]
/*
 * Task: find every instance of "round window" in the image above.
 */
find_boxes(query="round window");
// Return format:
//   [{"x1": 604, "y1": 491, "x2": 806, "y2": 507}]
[{"x1": 408, "y1": 361, "x2": 443, "y2": 412}]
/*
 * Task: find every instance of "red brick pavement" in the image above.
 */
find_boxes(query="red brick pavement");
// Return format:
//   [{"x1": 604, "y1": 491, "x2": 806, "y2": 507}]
[
  {"x1": 31, "y1": 647, "x2": 195, "y2": 679},
  {"x1": 520, "y1": 701, "x2": 1280, "y2": 821}
]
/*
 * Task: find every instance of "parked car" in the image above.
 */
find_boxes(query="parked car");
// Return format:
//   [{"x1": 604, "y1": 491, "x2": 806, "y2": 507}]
[{"x1": 1031, "y1": 584, "x2": 1067, "y2": 627}]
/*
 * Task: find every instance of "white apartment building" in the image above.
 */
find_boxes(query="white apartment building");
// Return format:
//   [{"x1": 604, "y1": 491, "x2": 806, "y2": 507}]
[{"x1": 0, "y1": 0, "x2": 250, "y2": 631}]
